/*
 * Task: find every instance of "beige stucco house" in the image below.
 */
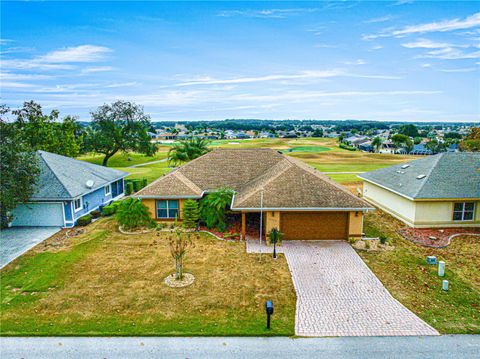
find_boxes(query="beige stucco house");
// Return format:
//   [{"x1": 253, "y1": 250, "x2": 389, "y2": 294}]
[
  {"x1": 359, "y1": 153, "x2": 480, "y2": 228},
  {"x1": 135, "y1": 148, "x2": 373, "y2": 240}
]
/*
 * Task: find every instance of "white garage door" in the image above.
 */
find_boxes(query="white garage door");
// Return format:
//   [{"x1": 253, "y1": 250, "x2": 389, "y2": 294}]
[{"x1": 11, "y1": 203, "x2": 65, "y2": 227}]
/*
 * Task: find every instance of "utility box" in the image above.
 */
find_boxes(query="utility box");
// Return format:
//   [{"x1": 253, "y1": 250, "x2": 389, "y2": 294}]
[
  {"x1": 438, "y1": 261, "x2": 446, "y2": 277},
  {"x1": 426, "y1": 256, "x2": 437, "y2": 265}
]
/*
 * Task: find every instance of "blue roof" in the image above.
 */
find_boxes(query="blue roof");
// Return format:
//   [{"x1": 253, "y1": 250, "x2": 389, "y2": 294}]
[{"x1": 31, "y1": 151, "x2": 127, "y2": 200}]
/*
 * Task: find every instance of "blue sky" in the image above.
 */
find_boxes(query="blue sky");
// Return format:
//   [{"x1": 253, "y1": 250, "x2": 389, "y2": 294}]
[{"x1": 1, "y1": 1, "x2": 479, "y2": 122}]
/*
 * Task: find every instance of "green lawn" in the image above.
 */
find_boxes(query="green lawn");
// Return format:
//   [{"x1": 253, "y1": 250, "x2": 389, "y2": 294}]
[
  {"x1": 359, "y1": 211, "x2": 480, "y2": 334},
  {"x1": 0, "y1": 219, "x2": 296, "y2": 336}
]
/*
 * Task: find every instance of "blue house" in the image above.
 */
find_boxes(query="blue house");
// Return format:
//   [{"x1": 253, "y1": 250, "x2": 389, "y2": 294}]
[{"x1": 11, "y1": 150, "x2": 127, "y2": 228}]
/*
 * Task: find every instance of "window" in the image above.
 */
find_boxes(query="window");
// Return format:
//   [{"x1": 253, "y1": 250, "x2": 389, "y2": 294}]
[
  {"x1": 156, "y1": 200, "x2": 179, "y2": 219},
  {"x1": 74, "y1": 197, "x2": 83, "y2": 212},
  {"x1": 453, "y1": 202, "x2": 475, "y2": 221},
  {"x1": 104, "y1": 184, "x2": 111, "y2": 196}
]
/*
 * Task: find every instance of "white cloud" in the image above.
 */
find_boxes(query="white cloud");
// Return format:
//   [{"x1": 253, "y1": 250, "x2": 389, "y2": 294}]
[
  {"x1": 38, "y1": 45, "x2": 112, "y2": 63},
  {"x1": 364, "y1": 15, "x2": 394, "y2": 24},
  {"x1": 420, "y1": 48, "x2": 480, "y2": 60},
  {"x1": 343, "y1": 59, "x2": 367, "y2": 65},
  {"x1": 440, "y1": 67, "x2": 477, "y2": 73},
  {"x1": 217, "y1": 8, "x2": 318, "y2": 19},
  {"x1": 363, "y1": 12, "x2": 480, "y2": 40},
  {"x1": 402, "y1": 38, "x2": 456, "y2": 49},
  {"x1": 81, "y1": 66, "x2": 115, "y2": 74},
  {"x1": 0, "y1": 39, "x2": 13, "y2": 45},
  {"x1": 392, "y1": 12, "x2": 480, "y2": 36},
  {"x1": 2, "y1": 45, "x2": 112, "y2": 71},
  {"x1": 0, "y1": 72, "x2": 53, "y2": 81},
  {"x1": 176, "y1": 70, "x2": 344, "y2": 86}
]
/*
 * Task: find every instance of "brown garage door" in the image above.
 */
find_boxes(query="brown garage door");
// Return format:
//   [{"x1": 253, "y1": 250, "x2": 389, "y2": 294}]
[{"x1": 281, "y1": 212, "x2": 348, "y2": 240}]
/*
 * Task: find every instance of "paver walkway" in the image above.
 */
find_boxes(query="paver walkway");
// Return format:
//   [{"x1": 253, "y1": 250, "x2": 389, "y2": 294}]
[
  {"x1": 0, "y1": 227, "x2": 61, "y2": 269},
  {"x1": 247, "y1": 239, "x2": 439, "y2": 337}
]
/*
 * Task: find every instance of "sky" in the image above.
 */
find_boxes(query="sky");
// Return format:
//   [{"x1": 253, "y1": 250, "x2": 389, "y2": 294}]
[{"x1": 1, "y1": 1, "x2": 479, "y2": 122}]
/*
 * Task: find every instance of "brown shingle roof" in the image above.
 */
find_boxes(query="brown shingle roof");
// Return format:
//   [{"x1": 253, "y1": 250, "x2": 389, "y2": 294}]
[{"x1": 136, "y1": 148, "x2": 371, "y2": 210}]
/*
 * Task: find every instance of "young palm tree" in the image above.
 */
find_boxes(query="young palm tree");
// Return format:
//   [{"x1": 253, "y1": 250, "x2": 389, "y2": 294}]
[
  {"x1": 372, "y1": 136, "x2": 382, "y2": 153},
  {"x1": 167, "y1": 137, "x2": 210, "y2": 167}
]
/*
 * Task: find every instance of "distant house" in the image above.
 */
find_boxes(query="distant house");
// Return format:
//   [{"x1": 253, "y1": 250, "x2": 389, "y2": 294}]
[
  {"x1": 410, "y1": 143, "x2": 433, "y2": 156},
  {"x1": 147, "y1": 131, "x2": 157, "y2": 139},
  {"x1": 447, "y1": 143, "x2": 459, "y2": 152},
  {"x1": 379, "y1": 140, "x2": 395, "y2": 154},
  {"x1": 135, "y1": 149, "x2": 372, "y2": 240},
  {"x1": 344, "y1": 135, "x2": 369, "y2": 147},
  {"x1": 358, "y1": 141, "x2": 373, "y2": 152},
  {"x1": 359, "y1": 153, "x2": 480, "y2": 228},
  {"x1": 11, "y1": 151, "x2": 127, "y2": 228}
]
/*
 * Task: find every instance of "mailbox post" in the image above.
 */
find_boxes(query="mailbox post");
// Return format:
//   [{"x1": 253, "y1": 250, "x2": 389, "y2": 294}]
[{"x1": 265, "y1": 300, "x2": 274, "y2": 329}]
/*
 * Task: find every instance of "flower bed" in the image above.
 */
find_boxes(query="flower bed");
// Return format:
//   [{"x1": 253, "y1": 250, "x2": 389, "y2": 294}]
[
  {"x1": 198, "y1": 226, "x2": 241, "y2": 240},
  {"x1": 398, "y1": 227, "x2": 480, "y2": 248}
]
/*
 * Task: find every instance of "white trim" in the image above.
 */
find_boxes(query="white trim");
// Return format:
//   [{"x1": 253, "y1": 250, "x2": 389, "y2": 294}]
[
  {"x1": 135, "y1": 194, "x2": 204, "y2": 199},
  {"x1": 73, "y1": 197, "x2": 83, "y2": 213},
  {"x1": 104, "y1": 184, "x2": 111, "y2": 196},
  {"x1": 452, "y1": 201, "x2": 476, "y2": 222},
  {"x1": 230, "y1": 194, "x2": 373, "y2": 212},
  {"x1": 156, "y1": 199, "x2": 180, "y2": 219}
]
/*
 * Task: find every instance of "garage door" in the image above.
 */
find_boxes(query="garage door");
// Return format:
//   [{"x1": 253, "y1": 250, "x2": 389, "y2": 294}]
[
  {"x1": 11, "y1": 203, "x2": 64, "y2": 227},
  {"x1": 281, "y1": 212, "x2": 348, "y2": 240}
]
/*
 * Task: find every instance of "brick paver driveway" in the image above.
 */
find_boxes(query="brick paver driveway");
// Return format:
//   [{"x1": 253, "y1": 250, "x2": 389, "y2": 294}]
[{"x1": 247, "y1": 239, "x2": 439, "y2": 337}]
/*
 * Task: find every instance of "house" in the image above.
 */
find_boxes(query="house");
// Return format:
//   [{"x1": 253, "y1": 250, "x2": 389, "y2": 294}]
[
  {"x1": 410, "y1": 143, "x2": 433, "y2": 156},
  {"x1": 358, "y1": 141, "x2": 373, "y2": 152},
  {"x1": 359, "y1": 152, "x2": 480, "y2": 228},
  {"x1": 344, "y1": 135, "x2": 369, "y2": 147},
  {"x1": 135, "y1": 149, "x2": 372, "y2": 240},
  {"x1": 10, "y1": 150, "x2": 127, "y2": 228}
]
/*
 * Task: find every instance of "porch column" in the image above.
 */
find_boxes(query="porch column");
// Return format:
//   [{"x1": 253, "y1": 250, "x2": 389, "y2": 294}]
[{"x1": 241, "y1": 211, "x2": 246, "y2": 240}]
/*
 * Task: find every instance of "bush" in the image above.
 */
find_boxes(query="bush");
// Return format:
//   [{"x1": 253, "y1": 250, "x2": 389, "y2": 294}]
[
  {"x1": 102, "y1": 204, "x2": 116, "y2": 216},
  {"x1": 90, "y1": 210, "x2": 101, "y2": 219},
  {"x1": 116, "y1": 198, "x2": 155, "y2": 230},
  {"x1": 200, "y1": 187, "x2": 234, "y2": 232},
  {"x1": 339, "y1": 143, "x2": 357, "y2": 151},
  {"x1": 142, "y1": 178, "x2": 148, "y2": 188},
  {"x1": 125, "y1": 182, "x2": 134, "y2": 195},
  {"x1": 379, "y1": 235, "x2": 388, "y2": 245},
  {"x1": 182, "y1": 199, "x2": 200, "y2": 229},
  {"x1": 77, "y1": 214, "x2": 92, "y2": 226}
]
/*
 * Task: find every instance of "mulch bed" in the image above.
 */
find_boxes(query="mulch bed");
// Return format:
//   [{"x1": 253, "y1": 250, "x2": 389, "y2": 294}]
[{"x1": 398, "y1": 227, "x2": 480, "y2": 248}]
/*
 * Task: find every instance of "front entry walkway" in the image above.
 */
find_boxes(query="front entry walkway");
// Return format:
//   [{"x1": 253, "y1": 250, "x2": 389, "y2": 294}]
[{"x1": 247, "y1": 240, "x2": 439, "y2": 337}]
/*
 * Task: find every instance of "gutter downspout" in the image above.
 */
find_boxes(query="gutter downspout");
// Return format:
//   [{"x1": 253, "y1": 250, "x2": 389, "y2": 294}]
[{"x1": 259, "y1": 188, "x2": 264, "y2": 245}]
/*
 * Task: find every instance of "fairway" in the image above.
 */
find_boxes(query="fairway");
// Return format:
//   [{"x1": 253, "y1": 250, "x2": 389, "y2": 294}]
[{"x1": 79, "y1": 138, "x2": 414, "y2": 185}]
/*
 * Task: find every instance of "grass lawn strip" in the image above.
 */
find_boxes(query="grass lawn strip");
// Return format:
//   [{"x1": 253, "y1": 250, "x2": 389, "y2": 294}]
[
  {"x1": 359, "y1": 211, "x2": 480, "y2": 334},
  {"x1": 0, "y1": 218, "x2": 296, "y2": 336}
]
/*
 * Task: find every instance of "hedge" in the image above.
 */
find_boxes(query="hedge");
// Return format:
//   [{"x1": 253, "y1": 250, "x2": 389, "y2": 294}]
[{"x1": 77, "y1": 214, "x2": 92, "y2": 226}]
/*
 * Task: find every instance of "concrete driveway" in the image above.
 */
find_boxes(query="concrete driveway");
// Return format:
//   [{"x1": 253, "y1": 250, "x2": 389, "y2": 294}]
[
  {"x1": 0, "y1": 227, "x2": 61, "y2": 269},
  {"x1": 247, "y1": 240, "x2": 439, "y2": 337}
]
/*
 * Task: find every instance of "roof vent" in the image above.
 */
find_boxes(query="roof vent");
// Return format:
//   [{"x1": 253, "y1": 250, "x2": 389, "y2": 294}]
[
  {"x1": 416, "y1": 174, "x2": 426, "y2": 180},
  {"x1": 86, "y1": 180, "x2": 95, "y2": 188},
  {"x1": 401, "y1": 164, "x2": 410, "y2": 169}
]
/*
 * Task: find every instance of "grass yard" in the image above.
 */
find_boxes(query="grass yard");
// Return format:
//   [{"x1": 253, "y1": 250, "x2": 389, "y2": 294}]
[
  {"x1": 78, "y1": 138, "x2": 413, "y2": 187},
  {"x1": 0, "y1": 219, "x2": 296, "y2": 336},
  {"x1": 359, "y1": 210, "x2": 480, "y2": 334}
]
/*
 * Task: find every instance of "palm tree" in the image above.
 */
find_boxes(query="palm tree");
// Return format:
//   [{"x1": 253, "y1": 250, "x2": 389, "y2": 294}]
[
  {"x1": 168, "y1": 137, "x2": 210, "y2": 167},
  {"x1": 372, "y1": 137, "x2": 382, "y2": 153}
]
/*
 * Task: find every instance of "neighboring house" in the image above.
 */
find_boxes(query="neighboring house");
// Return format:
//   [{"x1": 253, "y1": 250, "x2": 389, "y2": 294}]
[
  {"x1": 11, "y1": 150, "x2": 127, "y2": 228},
  {"x1": 135, "y1": 149, "x2": 372, "y2": 240},
  {"x1": 358, "y1": 141, "x2": 373, "y2": 152},
  {"x1": 359, "y1": 152, "x2": 480, "y2": 228},
  {"x1": 410, "y1": 143, "x2": 433, "y2": 156},
  {"x1": 344, "y1": 135, "x2": 369, "y2": 147}
]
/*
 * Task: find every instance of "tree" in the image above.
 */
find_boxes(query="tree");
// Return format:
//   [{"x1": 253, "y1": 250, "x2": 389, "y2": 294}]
[
  {"x1": 268, "y1": 228, "x2": 284, "y2": 259},
  {"x1": 460, "y1": 127, "x2": 480, "y2": 152},
  {"x1": 444, "y1": 132, "x2": 462, "y2": 140},
  {"x1": 312, "y1": 128, "x2": 324, "y2": 137},
  {"x1": 372, "y1": 137, "x2": 382, "y2": 153},
  {"x1": 413, "y1": 137, "x2": 422, "y2": 145},
  {"x1": 167, "y1": 229, "x2": 197, "y2": 280},
  {"x1": 11, "y1": 101, "x2": 82, "y2": 157},
  {"x1": 398, "y1": 124, "x2": 419, "y2": 138},
  {"x1": 182, "y1": 199, "x2": 200, "y2": 229},
  {"x1": 85, "y1": 101, "x2": 157, "y2": 166},
  {"x1": 116, "y1": 198, "x2": 155, "y2": 230},
  {"x1": 0, "y1": 108, "x2": 40, "y2": 227},
  {"x1": 200, "y1": 187, "x2": 234, "y2": 232},
  {"x1": 167, "y1": 137, "x2": 210, "y2": 167}
]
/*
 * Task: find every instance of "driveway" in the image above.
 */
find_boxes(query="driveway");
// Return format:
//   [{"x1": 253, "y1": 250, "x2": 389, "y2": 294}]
[
  {"x1": 247, "y1": 240, "x2": 439, "y2": 337},
  {"x1": 0, "y1": 227, "x2": 61, "y2": 269}
]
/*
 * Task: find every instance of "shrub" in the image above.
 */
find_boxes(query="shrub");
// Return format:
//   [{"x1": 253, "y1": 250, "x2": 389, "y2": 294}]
[
  {"x1": 77, "y1": 214, "x2": 92, "y2": 226},
  {"x1": 132, "y1": 179, "x2": 143, "y2": 192},
  {"x1": 182, "y1": 199, "x2": 200, "y2": 229},
  {"x1": 348, "y1": 237, "x2": 357, "y2": 244},
  {"x1": 116, "y1": 198, "x2": 155, "y2": 230},
  {"x1": 102, "y1": 202, "x2": 120, "y2": 216},
  {"x1": 142, "y1": 178, "x2": 148, "y2": 188},
  {"x1": 339, "y1": 143, "x2": 357, "y2": 151},
  {"x1": 200, "y1": 187, "x2": 234, "y2": 232},
  {"x1": 379, "y1": 235, "x2": 387, "y2": 245},
  {"x1": 125, "y1": 182, "x2": 134, "y2": 195},
  {"x1": 90, "y1": 210, "x2": 101, "y2": 219}
]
